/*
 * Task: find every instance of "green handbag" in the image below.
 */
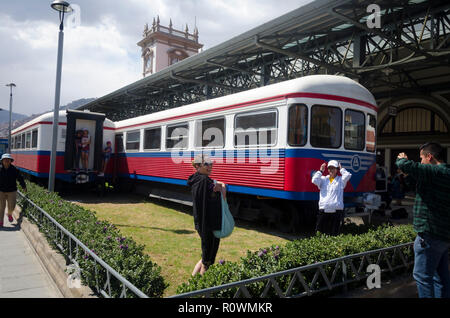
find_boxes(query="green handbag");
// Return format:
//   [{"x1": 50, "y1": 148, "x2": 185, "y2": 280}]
[{"x1": 213, "y1": 193, "x2": 235, "y2": 239}]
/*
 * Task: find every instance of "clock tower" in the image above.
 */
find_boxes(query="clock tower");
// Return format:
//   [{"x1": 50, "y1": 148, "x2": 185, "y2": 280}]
[{"x1": 138, "y1": 16, "x2": 203, "y2": 77}]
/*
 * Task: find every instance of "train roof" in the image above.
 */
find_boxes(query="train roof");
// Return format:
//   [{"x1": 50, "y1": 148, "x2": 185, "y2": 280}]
[
  {"x1": 12, "y1": 110, "x2": 115, "y2": 134},
  {"x1": 115, "y1": 75, "x2": 376, "y2": 129}
]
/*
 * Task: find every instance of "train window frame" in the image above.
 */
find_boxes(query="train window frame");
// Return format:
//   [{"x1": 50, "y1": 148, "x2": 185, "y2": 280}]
[
  {"x1": 25, "y1": 131, "x2": 31, "y2": 149},
  {"x1": 287, "y1": 104, "x2": 308, "y2": 147},
  {"x1": 115, "y1": 133, "x2": 124, "y2": 153},
  {"x1": 166, "y1": 122, "x2": 189, "y2": 150},
  {"x1": 21, "y1": 134, "x2": 25, "y2": 150},
  {"x1": 32, "y1": 129, "x2": 38, "y2": 149},
  {"x1": 143, "y1": 126, "x2": 162, "y2": 151},
  {"x1": 195, "y1": 116, "x2": 226, "y2": 149},
  {"x1": 344, "y1": 109, "x2": 366, "y2": 151},
  {"x1": 310, "y1": 105, "x2": 342, "y2": 149},
  {"x1": 366, "y1": 113, "x2": 376, "y2": 153},
  {"x1": 233, "y1": 109, "x2": 278, "y2": 148},
  {"x1": 126, "y1": 130, "x2": 141, "y2": 151}
]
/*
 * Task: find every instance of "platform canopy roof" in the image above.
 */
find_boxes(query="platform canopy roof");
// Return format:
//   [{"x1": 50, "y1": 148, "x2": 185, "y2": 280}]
[{"x1": 78, "y1": 0, "x2": 450, "y2": 121}]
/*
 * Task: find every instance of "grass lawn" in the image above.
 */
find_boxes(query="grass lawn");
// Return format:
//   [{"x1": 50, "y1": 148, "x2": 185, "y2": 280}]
[{"x1": 66, "y1": 193, "x2": 292, "y2": 297}]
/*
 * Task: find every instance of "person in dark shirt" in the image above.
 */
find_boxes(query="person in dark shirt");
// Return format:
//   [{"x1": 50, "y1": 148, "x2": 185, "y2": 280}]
[
  {"x1": 187, "y1": 154, "x2": 226, "y2": 276},
  {"x1": 0, "y1": 154, "x2": 27, "y2": 227},
  {"x1": 396, "y1": 142, "x2": 450, "y2": 298},
  {"x1": 74, "y1": 130, "x2": 83, "y2": 170}
]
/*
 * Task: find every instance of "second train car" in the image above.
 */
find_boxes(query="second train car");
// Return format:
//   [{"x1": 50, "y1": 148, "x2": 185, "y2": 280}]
[{"x1": 112, "y1": 75, "x2": 378, "y2": 231}]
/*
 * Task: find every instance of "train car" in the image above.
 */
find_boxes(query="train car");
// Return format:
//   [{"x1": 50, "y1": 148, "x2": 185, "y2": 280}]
[
  {"x1": 11, "y1": 109, "x2": 115, "y2": 188},
  {"x1": 113, "y1": 75, "x2": 378, "y2": 231}
]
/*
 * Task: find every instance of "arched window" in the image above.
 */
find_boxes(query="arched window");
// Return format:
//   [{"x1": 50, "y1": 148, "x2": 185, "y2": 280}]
[
  {"x1": 380, "y1": 107, "x2": 448, "y2": 136},
  {"x1": 167, "y1": 48, "x2": 188, "y2": 65},
  {"x1": 143, "y1": 48, "x2": 153, "y2": 74}
]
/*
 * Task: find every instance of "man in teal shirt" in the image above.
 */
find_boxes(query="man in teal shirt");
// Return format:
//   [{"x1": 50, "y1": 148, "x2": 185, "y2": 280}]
[{"x1": 396, "y1": 142, "x2": 450, "y2": 298}]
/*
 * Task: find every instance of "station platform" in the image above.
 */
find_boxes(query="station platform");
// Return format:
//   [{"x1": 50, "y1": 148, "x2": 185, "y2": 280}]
[{"x1": 0, "y1": 214, "x2": 62, "y2": 298}]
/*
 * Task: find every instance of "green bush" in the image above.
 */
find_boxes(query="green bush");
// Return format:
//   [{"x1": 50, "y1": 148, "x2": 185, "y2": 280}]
[
  {"x1": 18, "y1": 181, "x2": 167, "y2": 298},
  {"x1": 176, "y1": 224, "x2": 416, "y2": 297}
]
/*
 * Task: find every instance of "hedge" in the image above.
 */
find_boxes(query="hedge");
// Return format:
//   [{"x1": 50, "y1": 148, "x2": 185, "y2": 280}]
[
  {"x1": 176, "y1": 224, "x2": 416, "y2": 297},
  {"x1": 18, "y1": 181, "x2": 167, "y2": 298}
]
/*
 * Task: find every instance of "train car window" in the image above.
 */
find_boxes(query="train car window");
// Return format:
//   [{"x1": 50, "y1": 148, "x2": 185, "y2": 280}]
[
  {"x1": 234, "y1": 110, "x2": 277, "y2": 147},
  {"x1": 15, "y1": 136, "x2": 19, "y2": 149},
  {"x1": 21, "y1": 134, "x2": 25, "y2": 149},
  {"x1": 310, "y1": 105, "x2": 342, "y2": 148},
  {"x1": 288, "y1": 104, "x2": 308, "y2": 147},
  {"x1": 126, "y1": 131, "x2": 140, "y2": 151},
  {"x1": 195, "y1": 117, "x2": 225, "y2": 148},
  {"x1": 166, "y1": 123, "x2": 189, "y2": 149},
  {"x1": 366, "y1": 114, "x2": 376, "y2": 152},
  {"x1": 32, "y1": 129, "x2": 38, "y2": 148},
  {"x1": 144, "y1": 127, "x2": 161, "y2": 150},
  {"x1": 25, "y1": 131, "x2": 31, "y2": 148},
  {"x1": 115, "y1": 134, "x2": 124, "y2": 153},
  {"x1": 344, "y1": 109, "x2": 365, "y2": 151}
]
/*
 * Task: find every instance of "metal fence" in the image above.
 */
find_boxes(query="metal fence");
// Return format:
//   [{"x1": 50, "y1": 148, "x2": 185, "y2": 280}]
[
  {"x1": 172, "y1": 242, "x2": 414, "y2": 298},
  {"x1": 17, "y1": 191, "x2": 148, "y2": 298}
]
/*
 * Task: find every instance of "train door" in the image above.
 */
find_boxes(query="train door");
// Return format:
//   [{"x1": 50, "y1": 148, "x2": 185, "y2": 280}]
[{"x1": 64, "y1": 110, "x2": 106, "y2": 172}]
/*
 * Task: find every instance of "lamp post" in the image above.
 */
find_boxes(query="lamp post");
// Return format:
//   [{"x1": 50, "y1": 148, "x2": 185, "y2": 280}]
[
  {"x1": 49, "y1": 1, "x2": 72, "y2": 192},
  {"x1": 5, "y1": 83, "x2": 16, "y2": 153}
]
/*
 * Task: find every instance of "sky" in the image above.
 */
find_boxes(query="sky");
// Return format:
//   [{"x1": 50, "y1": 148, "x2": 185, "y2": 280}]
[{"x1": 0, "y1": 0, "x2": 313, "y2": 116}]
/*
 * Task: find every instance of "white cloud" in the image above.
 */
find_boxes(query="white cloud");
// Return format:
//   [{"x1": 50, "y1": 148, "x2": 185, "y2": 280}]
[{"x1": 1, "y1": 0, "x2": 311, "y2": 116}]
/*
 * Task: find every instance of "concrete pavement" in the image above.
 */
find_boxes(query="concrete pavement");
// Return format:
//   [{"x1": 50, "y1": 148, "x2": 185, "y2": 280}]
[{"x1": 0, "y1": 214, "x2": 62, "y2": 298}]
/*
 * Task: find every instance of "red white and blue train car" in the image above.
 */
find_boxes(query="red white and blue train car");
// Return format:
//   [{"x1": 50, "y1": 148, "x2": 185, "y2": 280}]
[
  {"x1": 113, "y1": 75, "x2": 377, "y2": 225},
  {"x1": 11, "y1": 110, "x2": 115, "y2": 186}
]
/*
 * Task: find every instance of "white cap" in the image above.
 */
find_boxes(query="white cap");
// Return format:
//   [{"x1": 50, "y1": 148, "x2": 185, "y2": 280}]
[
  {"x1": 327, "y1": 160, "x2": 339, "y2": 168},
  {"x1": 1, "y1": 153, "x2": 14, "y2": 162}
]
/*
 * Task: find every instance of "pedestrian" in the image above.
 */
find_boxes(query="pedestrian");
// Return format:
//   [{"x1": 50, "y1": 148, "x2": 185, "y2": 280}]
[
  {"x1": 396, "y1": 142, "x2": 450, "y2": 298},
  {"x1": 81, "y1": 129, "x2": 91, "y2": 171},
  {"x1": 391, "y1": 169, "x2": 406, "y2": 206},
  {"x1": 74, "y1": 129, "x2": 83, "y2": 170},
  {"x1": 187, "y1": 154, "x2": 227, "y2": 276},
  {"x1": 312, "y1": 160, "x2": 352, "y2": 236},
  {"x1": 99, "y1": 141, "x2": 112, "y2": 176},
  {"x1": 0, "y1": 154, "x2": 27, "y2": 227}
]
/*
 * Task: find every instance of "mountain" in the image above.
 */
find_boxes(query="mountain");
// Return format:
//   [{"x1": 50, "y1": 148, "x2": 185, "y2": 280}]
[
  {"x1": 0, "y1": 110, "x2": 28, "y2": 123},
  {"x1": 0, "y1": 98, "x2": 96, "y2": 138}
]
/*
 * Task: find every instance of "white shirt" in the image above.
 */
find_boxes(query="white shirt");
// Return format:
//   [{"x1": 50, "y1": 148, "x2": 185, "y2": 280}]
[{"x1": 311, "y1": 168, "x2": 352, "y2": 213}]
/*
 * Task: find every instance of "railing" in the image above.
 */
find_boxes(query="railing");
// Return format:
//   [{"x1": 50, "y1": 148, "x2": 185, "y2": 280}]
[
  {"x1": 172, "y1": 242, "x2": 414, "y2": 298},
  {"x1": 17, "y1": 191, "x2": 148, "y2": 298}
]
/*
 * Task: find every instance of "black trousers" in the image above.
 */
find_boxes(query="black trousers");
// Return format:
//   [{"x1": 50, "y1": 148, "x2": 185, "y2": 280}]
[
  {"x1": 315, "y1": 210, "x2": 344, "y2": 236},
  {"x1": 198, "y1": 230, "x2": 221, "y2": 267}
]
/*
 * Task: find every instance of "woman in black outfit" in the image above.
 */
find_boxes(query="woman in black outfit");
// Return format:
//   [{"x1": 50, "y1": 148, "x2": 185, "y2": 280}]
[{"x1": 187, "y1": 154, "x2": 226, "y2": 276}]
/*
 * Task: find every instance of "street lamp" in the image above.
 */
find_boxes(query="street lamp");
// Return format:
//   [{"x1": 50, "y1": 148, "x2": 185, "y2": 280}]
[
  {"x1": 5, "y1": 83, "x2": 16, "y2": 153},
  {"x1": 48, "y1": 1, "x2": 72, "y2": 192}
]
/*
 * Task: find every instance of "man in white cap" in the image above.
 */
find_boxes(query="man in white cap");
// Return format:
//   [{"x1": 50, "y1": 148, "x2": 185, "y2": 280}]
[
  {"x1": 0, "y1": 154, "x2": 27, "y2": 227},
  {"x1": 312, "y1": 160, "x2": 352, "y2": 235}
]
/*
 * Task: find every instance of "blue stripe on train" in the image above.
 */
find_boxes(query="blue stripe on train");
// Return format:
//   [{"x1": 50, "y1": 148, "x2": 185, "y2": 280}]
[{"x1": 17, "y1": 167, "x2": 73, "y2": 182}]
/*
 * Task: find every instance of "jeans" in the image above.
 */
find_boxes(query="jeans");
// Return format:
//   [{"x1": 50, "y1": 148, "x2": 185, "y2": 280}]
[{"x1": 413, "y1": 233, "x2": 450, "y2": 298}]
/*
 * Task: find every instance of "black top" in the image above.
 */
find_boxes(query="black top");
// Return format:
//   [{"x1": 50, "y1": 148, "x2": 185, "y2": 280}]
[
  {"x1": 0, "y1": 165, "x2": 26, "y2": 192},
  {"x1": 187, "y1": 172, "x2": 222, "y2": 234}
]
